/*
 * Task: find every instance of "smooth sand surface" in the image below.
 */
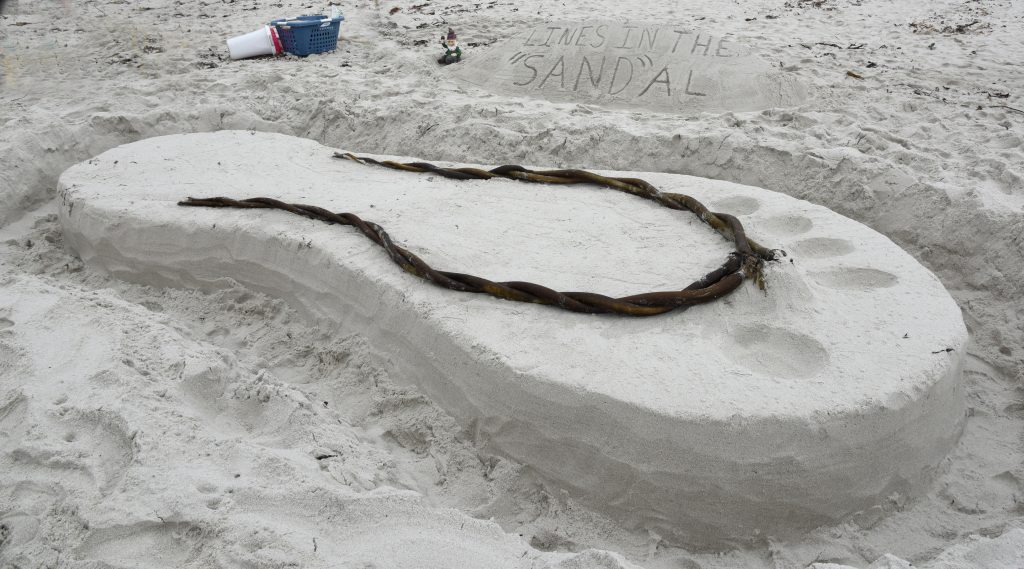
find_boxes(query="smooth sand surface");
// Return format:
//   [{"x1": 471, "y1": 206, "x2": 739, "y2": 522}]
[{"x1": 59, "y1": 131, "x2": 966, "y2": 547}]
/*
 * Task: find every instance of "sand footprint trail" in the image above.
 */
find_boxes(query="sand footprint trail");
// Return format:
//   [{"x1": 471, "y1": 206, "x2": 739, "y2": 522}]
[
  {"x1": 58, "y1": 131, "x2": 968, "y2": 548},
  {"x1": 0, "y1": 266, "x2": 604, "y2": 568},
  {"x1": 0, "y1": 294, "x2": 136, "y2": 503}
]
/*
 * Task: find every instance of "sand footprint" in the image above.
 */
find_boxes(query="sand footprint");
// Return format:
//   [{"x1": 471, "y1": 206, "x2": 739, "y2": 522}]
[
  {"x1": 0, "y1": 513, "x2": 41, "y2": 554},
  {"x1": 2, "y1": 405, "x2": 135, "y2": 498},
  {"x1": 57, "y1": 408, "x2": 136, "y2": 496},
  {"x1": 75, "y1": 522, "x2": 208, "y2": 568},
  {"x1": 0, "y1": 340, "x2": 29, "y2": 382},
  {"x1": 1, "y1": 396, "x2": 77, "y2": 551}
]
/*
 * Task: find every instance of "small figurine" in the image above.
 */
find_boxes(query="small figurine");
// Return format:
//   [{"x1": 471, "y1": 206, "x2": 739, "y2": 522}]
[{"x1": 438, "y1": 28, "x2": 462, "y2": 65}]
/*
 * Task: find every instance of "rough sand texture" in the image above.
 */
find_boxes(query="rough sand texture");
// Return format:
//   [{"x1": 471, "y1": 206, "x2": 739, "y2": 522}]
[{"x1": 1, "y1": 0, "x2": 1023, "y2": 567}]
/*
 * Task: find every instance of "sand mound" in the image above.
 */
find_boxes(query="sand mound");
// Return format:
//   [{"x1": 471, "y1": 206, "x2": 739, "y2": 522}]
[{"x1": 58, "y1": 131, "x2": 966, "y2": 548}]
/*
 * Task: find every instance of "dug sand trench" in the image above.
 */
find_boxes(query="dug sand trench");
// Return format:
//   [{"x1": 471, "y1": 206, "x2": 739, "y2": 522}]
[{"x1": 58, "y1": 131, "x2": 967, "y2": 549}]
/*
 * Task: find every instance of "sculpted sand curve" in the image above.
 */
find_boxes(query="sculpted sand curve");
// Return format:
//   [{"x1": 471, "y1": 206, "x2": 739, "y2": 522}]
[{"x1": 58, "y1": 131, "x2": 966, "y2": 548}]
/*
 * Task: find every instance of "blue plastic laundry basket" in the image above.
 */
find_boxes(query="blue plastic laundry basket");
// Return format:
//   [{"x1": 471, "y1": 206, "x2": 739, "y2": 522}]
[{"x1": 270, "y1": 14, "x2": 344, "y2": 57}]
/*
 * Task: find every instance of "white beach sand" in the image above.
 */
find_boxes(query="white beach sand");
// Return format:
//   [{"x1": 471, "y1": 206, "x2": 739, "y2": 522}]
[
  {"x1": 57, "y1": 130, "x2": 970, "y2": 549},
  {"x1": 1, "y1": 1, "x2": 1022, "y2": 568}
]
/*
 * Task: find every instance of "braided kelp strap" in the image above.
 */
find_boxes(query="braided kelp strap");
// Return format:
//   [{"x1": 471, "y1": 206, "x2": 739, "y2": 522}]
[{"x1": 177, "y1": 154, "x2": 780, "y2": 316}]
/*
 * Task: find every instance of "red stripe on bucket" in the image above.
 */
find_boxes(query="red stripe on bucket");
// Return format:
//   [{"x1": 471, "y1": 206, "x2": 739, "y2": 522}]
[{"x1": 268, "y1": 26, "x2": 283, "y2": 54}]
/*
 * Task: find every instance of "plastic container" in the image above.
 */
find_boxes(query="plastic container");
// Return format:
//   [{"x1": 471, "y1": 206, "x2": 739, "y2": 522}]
[
  {"x1": 270, "y1": 14, "x2": 345, "y2": 57},
  {"x1": 226, "y1": 26, "x2": 283, "y2": 60}
]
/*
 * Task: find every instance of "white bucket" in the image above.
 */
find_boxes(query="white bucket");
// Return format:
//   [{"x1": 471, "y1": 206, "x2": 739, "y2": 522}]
[{"x1": 226, "y1": 26, "x2": 282, "y2": 60}]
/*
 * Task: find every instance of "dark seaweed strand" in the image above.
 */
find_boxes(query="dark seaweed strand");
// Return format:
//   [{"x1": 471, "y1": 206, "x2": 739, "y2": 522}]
[{"x1": 177, "y1": 155, "x2": 780, "y2": 316}]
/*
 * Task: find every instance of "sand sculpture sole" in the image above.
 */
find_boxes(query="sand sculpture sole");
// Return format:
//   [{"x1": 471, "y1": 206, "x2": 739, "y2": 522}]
[{"x1": 58, "y1": 131, "x2": 967, "y2": 548}]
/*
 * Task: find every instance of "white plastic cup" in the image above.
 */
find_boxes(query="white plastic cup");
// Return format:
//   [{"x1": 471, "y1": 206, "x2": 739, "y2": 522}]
[{"x1": 226, "y1": 26, "x2": 282, "y2": 60}]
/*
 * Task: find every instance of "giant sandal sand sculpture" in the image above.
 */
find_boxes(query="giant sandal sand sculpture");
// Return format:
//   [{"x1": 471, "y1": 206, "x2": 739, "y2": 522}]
[{"x1": 59, "y1": 132, "x2": 966, "y2": 548}]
